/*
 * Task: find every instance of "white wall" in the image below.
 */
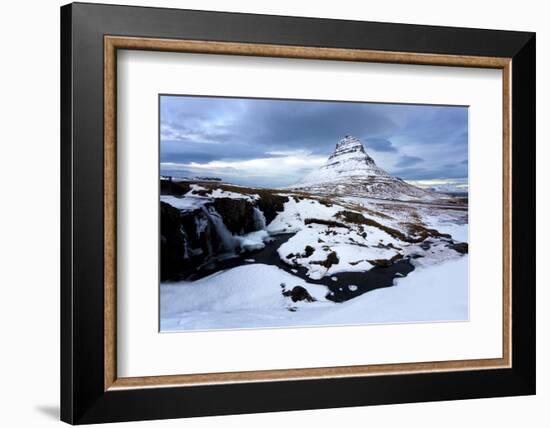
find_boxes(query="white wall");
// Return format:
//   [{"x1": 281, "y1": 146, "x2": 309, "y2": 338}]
[{"x1": 0, "y1": 0, "x2": 546, "y2": 427}]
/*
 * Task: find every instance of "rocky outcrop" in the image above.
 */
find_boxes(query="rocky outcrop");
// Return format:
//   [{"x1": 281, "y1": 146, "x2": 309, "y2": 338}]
[
  {"x1": 160, "y1": 180, "x2": 191, "y2": 196},
  {"x1": 304, "y1": 218, "x2": 349, "y2": 229},
  {"x1": 212, "y1": 198, "x2": 258, "y2": 235},
  {"x1": 283, "y1": 285, "x2": 316, "y2": 303},
  {"x1": 160, "y1": 202, "x2": 188, "y2": 281},
  {"x1": 311, "y1": 251, "x2": 340, "y2": 269},
  {"x1": 336, "y1": 210, "x2": 451, "y2": 244},
  {"x1": 448, "y1": 242, "x2": 468, "y2": 254},
  {"x1": 160, "y1": 197, "x2": 271, "y2": 280},
  {"x1": 255, "y1": 192, "x2": 289, "y2": 224},
  {"x1": 161, "y1": 202, "x2": 226, "y2": 280},
  {"x1": 368, "y1": 253, "x2": 404, "y2": 268}
]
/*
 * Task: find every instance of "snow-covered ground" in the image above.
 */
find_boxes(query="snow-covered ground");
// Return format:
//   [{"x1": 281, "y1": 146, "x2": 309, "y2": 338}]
[
  {"x1": 276, "y1": 223, "x2": 399, "y2": 279},
  {"x1": 264, "y1": 194, "x2": 466, "y2": 280},
  {"x1": 160, "y1": 195, "x2": 205, "y2": 211},
  {"x1": 160, "y1": 173, "x2": 469, "y2": 332},
  {"x1": 160, "y1": 256, "x2": 468, "y2": 331}
]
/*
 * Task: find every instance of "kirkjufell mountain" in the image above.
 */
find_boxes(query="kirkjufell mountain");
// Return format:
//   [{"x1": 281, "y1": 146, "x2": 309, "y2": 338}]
[{"x1": 290, "y1": 136, "x2": 441, "y2": 201}]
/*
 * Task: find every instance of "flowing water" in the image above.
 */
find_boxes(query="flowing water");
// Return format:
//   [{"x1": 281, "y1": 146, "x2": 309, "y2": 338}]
[
  {"x1": 200, "y1": 205, "x2": 237, "y2": 253},
  {"x1": 184, "y1": 232, "x2": 415, "y2": 303}
]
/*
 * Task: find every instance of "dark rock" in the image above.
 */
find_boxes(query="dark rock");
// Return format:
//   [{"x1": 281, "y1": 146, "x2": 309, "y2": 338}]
[
  {"x1": 190, "y1": 188, "x2": 211, "y2": 196},
  {"x1": 160, "y1": 202, "x2": 227, "y2": 280},
  {"x1": 402, "y1": 223, "x2": 452, "y2": 241},
  {"x1": 255, "y1": 192, "x2": 289, "y2": 224},
  {"x1": 212, "y1": 198, "x2": 258, "y2": 235},
  {"x1": 409, "y1": 253, "x2": 424, "y2": 259},
  {"x1": 303, "y1": 245, "x2": 315, "y2": 257},
  {"x1": 448, "y1": 242, "x2": 468, "y2": 254},
  {"x1": 160, "y1": 202, "x2": 188, "y2": 281},
  {"x1": 420, "y1": 241, "x2": 431, "y2": 251},
  {"x1": 283, "y1": 285, "x2": 316, "y2": 303},
  {"x1": 336, "y1": 210, "x2": 410, "y2": 241},
  {"x1": 336, "y1": 210, "x2": 369, "y2": 225},
  {"x1": 374, "y1": 241, "x2": 403, "y2": 250},
  {"x1": 339, "y1": 212, "x2": 453, "y2": 248},
  {"x1": 317, "y1": 198, "x2": 333, "y2": 208},
  {"x1": 304, "y1": 218, "x2": 349, "y2": 228},
  {"x1": 179, "y1": 209, "x2": 224, "y2": 257},
  {"x1": 160, "y1": 180, "x2": 191, "y2": 196},
  {"x1": 312, "y1": 251, "x2": 339, "y2": 269},
  {"x1": 368, "y1": 253, "x2": 404, "y2": 268},
  {"x1": 336, "y1": 210, "x2": 451, "y2": 244}
]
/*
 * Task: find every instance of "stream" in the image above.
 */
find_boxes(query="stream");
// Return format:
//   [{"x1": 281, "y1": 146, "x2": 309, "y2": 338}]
[{"x1": 183, "y1": 232, "x2": 415, "y2": 303}]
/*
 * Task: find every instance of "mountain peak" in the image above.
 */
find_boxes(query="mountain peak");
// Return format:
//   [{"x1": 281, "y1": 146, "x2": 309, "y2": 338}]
[
  {"x1": 327, "y1": 135, "x2": 377, "y2": 168},
  {"x1": 289, "y1": 136, "x2": 439, "y2": 201},
  {"x1": 296, "y1": 136, "x2": 387, "y2": 186},
  {"x1": 332, "y1": 135, "x2": 364, "y2": 154}
]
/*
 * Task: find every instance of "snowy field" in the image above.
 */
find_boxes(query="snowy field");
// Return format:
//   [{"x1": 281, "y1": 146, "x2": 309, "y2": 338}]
[
  {"x1": 161, "y1": 253, "x2": 468, "y2": 331},
  {"x1": 160, "y1": 184, "x2": 469, "y2": 332}
]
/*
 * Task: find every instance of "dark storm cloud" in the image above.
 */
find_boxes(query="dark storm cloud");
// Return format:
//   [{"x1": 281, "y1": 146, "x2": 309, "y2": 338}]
[
  {"x1": 160, "y1": 95, "x2": 468, "y2": 186},
  {"x1": 161, "y1": 96, "x2": 398, "y2": 156},
  {"x1": 363, "y1": 138, "x2": 398, "y2": 153},
  {"x1": 395, "y1": 155, "x2": 424, "y2": 168}
]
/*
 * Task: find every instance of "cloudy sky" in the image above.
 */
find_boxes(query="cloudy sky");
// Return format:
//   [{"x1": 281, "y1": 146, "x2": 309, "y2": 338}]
[{"x1": 160, "y1": 95, "x2": 468, "y2": 188}]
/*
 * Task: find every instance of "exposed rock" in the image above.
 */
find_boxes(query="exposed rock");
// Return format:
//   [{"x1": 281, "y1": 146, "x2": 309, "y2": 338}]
[
  {"x1": 335, "y1": 210, "x2": 369, "y2": 225},
  {"x1": 409, "y1": 253, "x2": 424, "y2": 259},
  {"x1": 212, "y1": 198, "x2": 258, "y2": 235},
  {"x1": 420, "y1": 241, "x2": 432, "y2": 251},
  {"x1": 311, "y1": 251, "x2": 340, "y2": 269},
  {"x1": 160, "y1": 202, "x2": 233, "y2": 280},
  {"x1": 303, "y1": 245, "x2": 315, "y2": 257},
  {"x1": 336, "y1": 210, "x2": 451, "y2": 244},
  {"x1": 402, "y1": 223, "x2": 452, "y2": 242},
  {"x1": 255, "y1": 192, "x2": 289, "y2": 224},
  {"x1": 179, "y1": 208, "x2": 223, "y2": 256},
  {"x1": 368, "y1": 253, "x2": 404, "y2": 268},
  {"x1": 304, "y1": 218, "x2": 349, "y2": 228},
  {"x1": 283, "y1": 285, "x2": 316, "y2": 303},
  {"x1": 160, "y1": 202, "x2": 188, "y2": 281},
  {"x1": 374, "y1": 241, "x2": 402, "y2": 251},
  {"x1": 190, "y1": 188, "x2": 211, "y2": 197},
  {"x1": 336, "y1": 210, "x2": 410, "y2": 241},
  {"x1": 316, "y1": 198, "x2": 333, "y2": 208},
  {"x1": 160, "y1": 180, "x2": 191, "y2": 196},
  {"x1": 448, "y1": 242, "x2": 468, "y2": 254}
]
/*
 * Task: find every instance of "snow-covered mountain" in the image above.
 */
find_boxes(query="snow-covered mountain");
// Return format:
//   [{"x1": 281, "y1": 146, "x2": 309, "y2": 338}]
[{"x1": 290, "y1": 136, "x2": 442, "y2": 201}]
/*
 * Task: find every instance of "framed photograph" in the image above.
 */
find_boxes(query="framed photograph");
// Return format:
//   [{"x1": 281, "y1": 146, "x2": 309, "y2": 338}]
[{"x1": 60, "y1": 2, "x2": 535, "y2": 424}]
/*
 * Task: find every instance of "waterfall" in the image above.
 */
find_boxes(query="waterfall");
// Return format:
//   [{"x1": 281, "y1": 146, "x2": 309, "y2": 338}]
[
  {"x1": 252, "y1": 206, "x2": 267, "y2": 230},
  {"x1": 179, "y1": 225, "x2": 190, "y2": 259},
  {"x1": 201, "y1": 205, "x2": 237, "y2": 253}
]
